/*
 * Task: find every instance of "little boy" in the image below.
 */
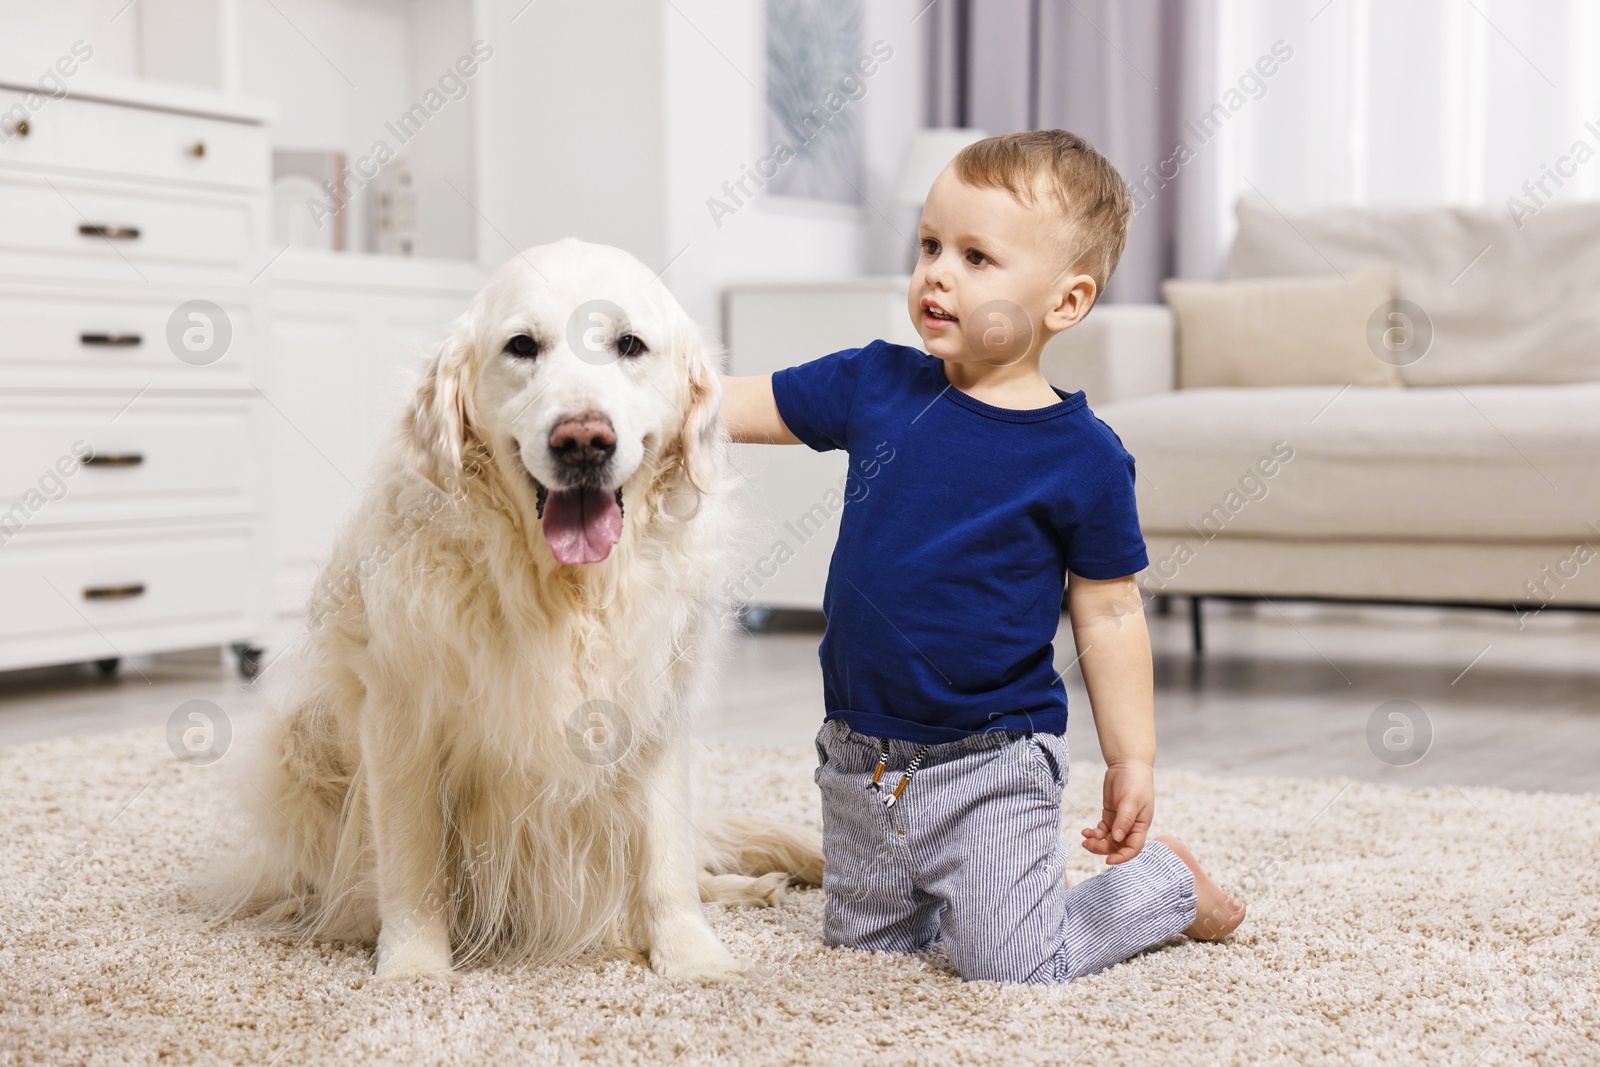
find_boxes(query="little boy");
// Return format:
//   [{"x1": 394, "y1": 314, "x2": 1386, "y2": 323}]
[{"x1": 720, "y1": 130, "x2": 1245, "y2": 984}]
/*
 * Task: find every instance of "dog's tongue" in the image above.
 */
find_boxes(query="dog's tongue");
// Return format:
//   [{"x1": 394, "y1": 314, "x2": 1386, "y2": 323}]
[{"x1": 543, "y1": 487, "x2": 623, "y2": 565}]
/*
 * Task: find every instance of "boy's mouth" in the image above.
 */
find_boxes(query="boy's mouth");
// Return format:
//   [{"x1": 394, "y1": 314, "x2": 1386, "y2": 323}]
[{"x1": 921, "y1": 300, "x2": 958, "y2": 328}]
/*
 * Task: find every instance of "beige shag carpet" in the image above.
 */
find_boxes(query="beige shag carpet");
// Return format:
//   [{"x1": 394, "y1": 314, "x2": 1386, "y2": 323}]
[{"x1": 1, "y1": 726, "x2": 1598, "y2": 1067}]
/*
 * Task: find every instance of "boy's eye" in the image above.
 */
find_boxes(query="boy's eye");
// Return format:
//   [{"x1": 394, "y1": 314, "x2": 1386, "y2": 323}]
[
  {"x1": 966, "y1": 249, "x2": 989, "y2": 266},
  {"x1": 920, "y1": 238, "x2": 939, "y2": 256}
]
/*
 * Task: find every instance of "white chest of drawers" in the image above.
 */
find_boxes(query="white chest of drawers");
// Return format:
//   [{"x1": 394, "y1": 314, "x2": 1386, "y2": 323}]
[{"x1": 0, "y1": 75, "x2": 273, "y2": 677}]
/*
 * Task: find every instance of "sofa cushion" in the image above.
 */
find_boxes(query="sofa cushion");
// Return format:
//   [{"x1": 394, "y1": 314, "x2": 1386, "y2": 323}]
[
  {"x1": 1101, "y1": 384, "x2": 1600, "y2": 542},
  {"x1": 1226, "y1": 195, "x2": 1600, "y2": 386},
  {"x1": 1136, "y1": 534, "x2": 1600, "y2": 605},
  {"x1": 1163, "y1": 267, "x2": 1401, "y2": 389}
]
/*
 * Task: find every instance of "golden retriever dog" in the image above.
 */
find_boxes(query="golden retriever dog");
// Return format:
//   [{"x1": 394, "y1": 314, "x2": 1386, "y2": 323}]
[{"x1": 213, "y1": 239, "x2": 821, "y2": 981}]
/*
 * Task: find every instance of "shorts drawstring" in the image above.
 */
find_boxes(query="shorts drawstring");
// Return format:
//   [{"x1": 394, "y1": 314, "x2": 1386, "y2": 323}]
[{"x1": 865, "y1": 740, "x2": 931, "y2": 809}]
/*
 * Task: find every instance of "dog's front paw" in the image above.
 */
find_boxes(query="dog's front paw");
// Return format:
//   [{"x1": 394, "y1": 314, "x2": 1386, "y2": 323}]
[
  {"x1": 374, "y1": 923, "x2": 456, "y2": 981},
  {"x1": 648, "y1": 917, "x2": 750, "y2": 983}
]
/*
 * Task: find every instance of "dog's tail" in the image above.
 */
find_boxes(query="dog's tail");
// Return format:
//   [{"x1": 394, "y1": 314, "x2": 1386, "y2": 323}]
[{"x1": 695, "y1": 815, "x2": 824, "y2": 907}]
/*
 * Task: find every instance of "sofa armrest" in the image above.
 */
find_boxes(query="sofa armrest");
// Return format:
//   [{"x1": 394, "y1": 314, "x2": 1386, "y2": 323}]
[{"x1": 1039, "y1": 304, "x2": 1175, "y2": 406}]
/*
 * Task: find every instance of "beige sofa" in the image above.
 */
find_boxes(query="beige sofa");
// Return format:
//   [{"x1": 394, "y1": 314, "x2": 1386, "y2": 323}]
[{"x1": 1042, "y1": 196, "x2": 1600, "y2": 644}]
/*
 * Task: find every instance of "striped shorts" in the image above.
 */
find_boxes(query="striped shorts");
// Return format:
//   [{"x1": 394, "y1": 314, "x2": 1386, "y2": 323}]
[{"x1": 814, "y1": 718, "x2": 1197, "y2": 984}]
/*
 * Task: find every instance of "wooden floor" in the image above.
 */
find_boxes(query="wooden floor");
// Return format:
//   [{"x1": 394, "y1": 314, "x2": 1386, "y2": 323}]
[{"x1": 1, "y1": 600, "x2": 1596, "y2": 794}]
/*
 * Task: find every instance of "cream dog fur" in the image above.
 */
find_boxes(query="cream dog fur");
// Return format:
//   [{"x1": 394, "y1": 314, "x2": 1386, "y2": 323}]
[{"x1": 212, "y1": 239, "x2": 821, "y2": 981}]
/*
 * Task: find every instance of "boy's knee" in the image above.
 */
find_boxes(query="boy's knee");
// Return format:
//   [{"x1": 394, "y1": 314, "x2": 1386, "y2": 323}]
[
  {"x1": 824, "y1": 909, "x2": 936, "y2": 956},
  {"x1": 952, "y1": 951, "x2": 1056, "y2": 985},
  {"x1": 823, "y1": 924, "x2": 883, "y2": 952},
  {"x1": 946, "y1": 937, "x2": 1057, "y2": 984}
]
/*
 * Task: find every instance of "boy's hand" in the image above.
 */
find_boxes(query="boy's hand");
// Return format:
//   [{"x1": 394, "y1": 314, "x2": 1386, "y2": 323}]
[{"x1": 1080, "y1": 759, "x2": 1153, "y2": 865}]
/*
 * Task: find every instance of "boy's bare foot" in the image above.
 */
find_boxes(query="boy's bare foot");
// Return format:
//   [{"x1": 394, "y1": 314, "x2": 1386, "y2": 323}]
[{"x1": 1155, "y1": 835, "x2": 1246, "y2": 941}]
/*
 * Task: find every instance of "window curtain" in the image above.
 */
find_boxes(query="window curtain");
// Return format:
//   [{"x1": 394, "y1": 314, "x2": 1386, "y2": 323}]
[
  {"x1": 925, "y1": 0, "x2": 1189, "y2": 303},
  {"x1": 1193, "y1": 0, "x2": 1600, "y2": 272},
  {"x1": 928, "y1": 0, "x2": 1600, "y2": 298}
]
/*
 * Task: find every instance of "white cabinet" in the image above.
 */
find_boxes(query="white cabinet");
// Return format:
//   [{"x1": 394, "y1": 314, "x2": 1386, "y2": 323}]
[
  {"x1": 0, "y1": 83, "x2": 270, "y2": 189},
  {"x1": 0, "y1": 286, "x2": 262, "y2": 389},
  {"x1": 0, "y1": 394, "x2": 265, "y2": 525},
  {"x1": 0, "y1": 522, "x2": 260, "y2": 662},
  {"x1": 264, "y1": 252, "x2": 482, "y2": 648},
  {"x1": 722, "y1": 278, "x2": 920, "y2": 613},
  {"x1": 0, "y1": 75, "x2": 272, "y2": 676}
]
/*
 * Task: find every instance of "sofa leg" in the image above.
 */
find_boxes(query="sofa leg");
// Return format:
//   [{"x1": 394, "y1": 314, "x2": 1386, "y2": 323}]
[
  {"x1": 1190, "y1": 596, "x2": 1204, "y2": 655},
  {"x1": 1153, "y1": 594, "x2": 1172, "y2": 617}
]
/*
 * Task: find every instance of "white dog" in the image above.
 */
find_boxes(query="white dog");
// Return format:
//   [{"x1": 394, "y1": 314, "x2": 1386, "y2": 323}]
[{"x1": 213, "y1": 239, "x2": 821, "y2": 981}]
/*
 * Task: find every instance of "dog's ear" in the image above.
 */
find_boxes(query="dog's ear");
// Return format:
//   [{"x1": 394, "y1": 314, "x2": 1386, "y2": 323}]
[
  {"x1": 674, "y1": 316, "x2": 724, "y2": 496},
  {"x1": 403, "y1": 315, "x2": 480, "y2": 493}
]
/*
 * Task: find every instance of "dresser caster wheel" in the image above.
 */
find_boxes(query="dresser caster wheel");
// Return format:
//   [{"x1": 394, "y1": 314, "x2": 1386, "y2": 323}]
[
  {"x1": 94, "y1": 657, "x2": 120, "y2": 678},
  {"x1": 231, "y1": 643, "x2": 264, "y2": 680}
]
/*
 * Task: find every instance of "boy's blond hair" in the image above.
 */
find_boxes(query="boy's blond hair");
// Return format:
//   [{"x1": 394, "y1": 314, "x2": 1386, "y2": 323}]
[{"x1": 953, "y1": 129, "x2": 1132, "y2": 294}]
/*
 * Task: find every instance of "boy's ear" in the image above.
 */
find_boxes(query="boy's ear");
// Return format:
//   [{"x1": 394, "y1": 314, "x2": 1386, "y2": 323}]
[{"x1": 1043, "y1": 272, "x2": 1099, "y2": 333}]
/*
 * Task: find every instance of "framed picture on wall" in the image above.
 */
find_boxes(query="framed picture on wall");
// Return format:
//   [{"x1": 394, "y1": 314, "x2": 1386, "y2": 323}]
[{"x1": 765, "y1": 0, "x2": 865, "y2": 204}]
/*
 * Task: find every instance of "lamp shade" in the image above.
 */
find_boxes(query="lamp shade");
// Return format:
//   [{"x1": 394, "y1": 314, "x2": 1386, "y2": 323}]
[{"x1": 894, "y1": 128, "x2": 988, "y2": 206}]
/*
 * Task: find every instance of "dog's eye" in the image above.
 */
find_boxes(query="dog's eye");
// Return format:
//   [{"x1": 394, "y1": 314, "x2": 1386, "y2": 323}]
[
  {"x1": 616, "y1": 334, "x2": 648, "y2": 358},
  {"x1": 504, "y1": 334, "x2": 540, "y2": 359}
]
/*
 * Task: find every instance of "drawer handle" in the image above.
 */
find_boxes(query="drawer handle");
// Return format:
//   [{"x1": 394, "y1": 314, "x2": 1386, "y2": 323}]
[
  {"x1": 83, "y1": 452, "x2": 144, "y2": 467},
  {"x1": 83, "y1": 583, "x2": 146, "y2": 601},
  {"x1": 79, "y1": 223, "x2": 140, "y2": 240},
  {"x1": 80, "y1": 332, "x2": 143, "y2": 347},
  {"x1": 6, "y1": 118, "x2": 28, "y2": 138},
  {"x1": 189, "y1": 140, "x2": 206, "y2": 158}
]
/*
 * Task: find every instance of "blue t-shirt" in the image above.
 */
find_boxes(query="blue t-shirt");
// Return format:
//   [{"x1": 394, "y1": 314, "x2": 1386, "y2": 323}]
[{"x1": 770, "y1": 339, "x2": 1148, "y2": 745}]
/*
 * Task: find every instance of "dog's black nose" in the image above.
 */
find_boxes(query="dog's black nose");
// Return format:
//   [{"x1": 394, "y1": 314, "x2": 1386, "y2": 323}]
[{"x1": 548, "y1": 411, "x2": 617, "y2": 470}]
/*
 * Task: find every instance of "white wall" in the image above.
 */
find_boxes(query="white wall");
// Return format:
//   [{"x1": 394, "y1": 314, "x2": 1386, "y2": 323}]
[
  {"x1": 138, "y1": 0, "x2": 227, "y2": 90},
  {"x1": 661, "y1": 0, "x2": 928, "y2": 339},
  {"x1": 236, "y1": 0, "x2": 411, "y2": 150},
  {"x1": 403, "y1": 0, "x2": 479, "y2": 262},
  {"x1": 476, "y1": 0, "x2": 667, "y2": 273},
  {"x1": 2, "y1": 0, "x2": 926, "y2": 309},
  {"x1": 474, "y1": 0, "x2": 927, "y2": 338},
  {"x1": 0, "y1": 0, "x2": 139, "y2": 77},
  {"x1": 235, "y1": 0, "x2": 411, "y2": 256}
]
